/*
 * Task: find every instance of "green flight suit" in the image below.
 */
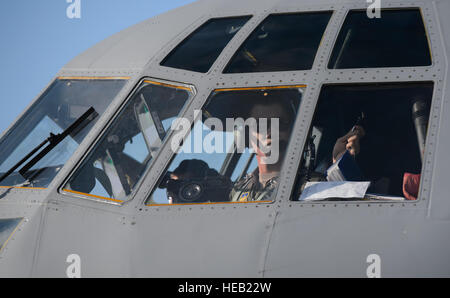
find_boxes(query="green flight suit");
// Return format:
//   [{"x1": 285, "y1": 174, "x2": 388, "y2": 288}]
[{"x1": 230, "y1": 170, "x2": 279, "y2": 202}]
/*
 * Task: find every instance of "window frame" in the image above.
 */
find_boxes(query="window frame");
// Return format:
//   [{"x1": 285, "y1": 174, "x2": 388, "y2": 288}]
[
  {"x1": 0, "y1": 76, "x2": 130, "y2": 190},
  {"x1": 222, "y1": 11, "x2": 334, "y2": 74},
  {"x1": 159, "y1": 15, "x2": 253, "y2": 74},
  {"x1": 143, "y1": 84, "x2": 307, "y2": 207},
  {"x1": 326, "y1": 7, "x2": 433, "y2": 70},
  {"x1": 289, "y1": 81, "x2": 435, "y2": 205},
  {"x1": 58, "y1": 78, "x2": 196, "y2": 206}
]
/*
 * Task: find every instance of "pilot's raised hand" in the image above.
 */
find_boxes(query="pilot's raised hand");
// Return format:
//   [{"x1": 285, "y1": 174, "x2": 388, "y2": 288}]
[{"x1": 332, "y1": 125, "x2": 365, "y2": 163}]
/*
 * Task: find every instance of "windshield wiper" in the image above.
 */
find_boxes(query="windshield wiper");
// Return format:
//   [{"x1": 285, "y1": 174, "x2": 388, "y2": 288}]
[{"x1": 0, "y1": 107, "x2": 97, "y2": 185}]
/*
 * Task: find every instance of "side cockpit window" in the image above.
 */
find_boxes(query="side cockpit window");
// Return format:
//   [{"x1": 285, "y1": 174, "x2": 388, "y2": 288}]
[
  {"x1": 147, "y1": 86, "x2": 303, "y2": 205},
  {"x1": 63, "y1": 80, "x2": 194, "y2": 204},
  {"x1": 293, "y1": 83, "x2": 433, "y2": 202},
  {"x1": 0, "y1": 218, "x2": 23, "y2": 252},
  {"x1": 224, "y1": 12, "x2": 332, "y2": 73},
  {"x1": 329, "y1": 9, "x2": 431, "y2": 69},
  {"x1": 0, "y1": 78, "x2": 126, "y2": 188},
  {"x1": 160, "y1": 16, "x2": 251, "y2": 73}
]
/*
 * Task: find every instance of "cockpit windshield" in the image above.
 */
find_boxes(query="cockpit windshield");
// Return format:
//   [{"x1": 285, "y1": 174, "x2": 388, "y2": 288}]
[
  {"x1": 147, "y1": 86, "x2": 303, "y2": 205},
  {"x1": 0, "y1": 78, "x2": 127, "y2": 188},
  {"x1": 63, "y1": 80, "x2": 194, "y2": 204}
]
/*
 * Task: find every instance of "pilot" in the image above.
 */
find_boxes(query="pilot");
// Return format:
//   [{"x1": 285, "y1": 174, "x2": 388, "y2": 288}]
[
  {"x1": 164, "y1": 96, "x2": 297, "y2": 203},
  {"x1": 229, "y1": 98, "x2": 296, "y2": 202},
  {"x1": 331, "y1": 123, "x2": 423, "y2": 200}
]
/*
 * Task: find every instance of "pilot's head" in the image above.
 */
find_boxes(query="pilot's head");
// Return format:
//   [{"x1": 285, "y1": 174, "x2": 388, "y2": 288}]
[{"x1": 247, "y1": 97, "x2": 296, "y2": 169}]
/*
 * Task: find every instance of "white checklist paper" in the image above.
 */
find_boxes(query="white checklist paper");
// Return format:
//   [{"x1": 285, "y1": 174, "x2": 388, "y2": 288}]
[{"x1": 299, "y1": 181, "x2": 371, "y2": 201}]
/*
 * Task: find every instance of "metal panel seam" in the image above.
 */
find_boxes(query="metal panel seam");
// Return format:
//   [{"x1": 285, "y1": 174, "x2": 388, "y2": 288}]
[
  {"x1": 29, "y1": 202, "x2": 50, "y2": 277},
  {"x1": 259, "y1": 210, "x2": 279, "y2": 277}
]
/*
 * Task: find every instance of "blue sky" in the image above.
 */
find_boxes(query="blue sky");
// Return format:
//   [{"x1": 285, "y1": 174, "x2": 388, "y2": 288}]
[{"x1": 0, "y1": 0, "x2": 196, "y2": 135}]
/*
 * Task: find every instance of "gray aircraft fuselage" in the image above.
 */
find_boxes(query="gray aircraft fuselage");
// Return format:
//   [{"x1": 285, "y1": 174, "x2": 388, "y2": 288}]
[{"x1": 1, "y1": 0, "x2": 450, "y2": 277}]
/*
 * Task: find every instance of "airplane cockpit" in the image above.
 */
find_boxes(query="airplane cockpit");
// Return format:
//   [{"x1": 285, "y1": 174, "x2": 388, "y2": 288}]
[
  {"x1": 2, "y1": 0, "x2": 450, "y2": 278},
  {"x1": 0, "y1": 6, "x2": 437, "y2": 206}
]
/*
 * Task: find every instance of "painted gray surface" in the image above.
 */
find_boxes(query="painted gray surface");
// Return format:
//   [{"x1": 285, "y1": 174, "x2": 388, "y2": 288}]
[{"x1": 0, "y1": 0, "x2": 449, "y2": 277}]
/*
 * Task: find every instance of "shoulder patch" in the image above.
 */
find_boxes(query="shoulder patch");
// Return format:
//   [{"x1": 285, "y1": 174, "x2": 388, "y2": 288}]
[{"x1": 239, "y1": 191, "x2": 250, "y2": 202}]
